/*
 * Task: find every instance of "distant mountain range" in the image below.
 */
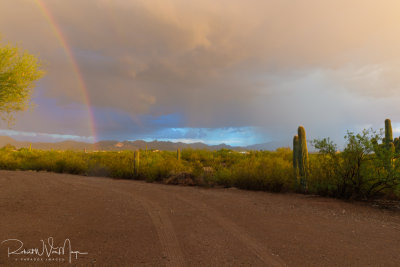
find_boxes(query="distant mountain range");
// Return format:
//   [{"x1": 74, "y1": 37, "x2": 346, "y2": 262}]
[{"x1": 0, "y1": 136, "x2": 289, "y2": 151}]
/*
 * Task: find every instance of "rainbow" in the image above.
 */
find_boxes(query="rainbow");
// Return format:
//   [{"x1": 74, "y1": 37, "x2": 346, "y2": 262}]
[{"x1": 34, "y1": 0, "x2": 98, "y2": 144}]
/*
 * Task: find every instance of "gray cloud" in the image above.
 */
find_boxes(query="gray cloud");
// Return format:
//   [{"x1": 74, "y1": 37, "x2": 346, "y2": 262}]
[{"x1": 1, "y1": 0, "x2": 400, "y2": 144}]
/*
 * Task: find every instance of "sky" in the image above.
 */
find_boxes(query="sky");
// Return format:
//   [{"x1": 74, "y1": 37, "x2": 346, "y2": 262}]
[{"x1": 1, "y1": 0, "x2": 400, "y2": 147}]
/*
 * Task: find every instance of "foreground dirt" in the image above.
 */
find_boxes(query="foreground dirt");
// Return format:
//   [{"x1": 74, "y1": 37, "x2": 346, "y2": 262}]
[{"x1": 0, "y1": 170, "x2": 399, "y2": 266}]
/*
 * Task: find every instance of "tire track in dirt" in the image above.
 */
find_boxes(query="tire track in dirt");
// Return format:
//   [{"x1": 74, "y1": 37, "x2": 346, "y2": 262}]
[
  {"x1": 171, "y1": 193, "x2": 286, "y2": 267},
  {"x1": 53, "y1": 177, "x2": 185, "y2": 267},
  {"x1": 112, "y1": 188, "x2": 185, "y2": 267},
  {"x1": 114, "y1": 182, "x2": 285, "y2": 267},
  {"x1": 50, "y1": 176, "x2": 283, "y2": 266}
]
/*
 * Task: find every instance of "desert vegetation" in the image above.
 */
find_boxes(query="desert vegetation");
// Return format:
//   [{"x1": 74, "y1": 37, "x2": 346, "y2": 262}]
[
  {"x1": 0, "y1": 119, "x2": 400, "y2": 201},
  {"x1": 0, "y1": 145, "x2": 294, "y2": 192},
  {"x1": 309, "y1": 119, "x2": 400, "y2": 200}
]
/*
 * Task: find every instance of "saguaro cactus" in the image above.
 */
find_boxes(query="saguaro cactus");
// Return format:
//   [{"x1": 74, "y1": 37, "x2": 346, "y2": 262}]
[
  {"x1": 381, "y1": 119, "x2": 395, "y2": 172},
  {"x1": 293, "y1": 135, "x2": 299, "y2": 179},
  {"x1": 133, "y1": 150, "x2": 140, "y2": 177},
  {"x1": 177, "y1": 148, "x2": 181, "y2": 161},
  {"x1": 385, "y1": 118, "x2": 393, "y2": 144},
  {"x1": 297, "y1": 126, "x2": 309, "y2": 192}
]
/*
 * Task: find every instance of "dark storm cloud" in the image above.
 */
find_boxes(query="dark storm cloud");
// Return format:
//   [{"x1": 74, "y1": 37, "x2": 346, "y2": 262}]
[{"x1": 2, "y1": 0, "x2": 400, "y2": 144}]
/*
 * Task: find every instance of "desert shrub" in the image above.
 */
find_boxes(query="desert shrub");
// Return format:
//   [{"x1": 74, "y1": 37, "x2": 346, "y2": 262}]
[
  {"x1": 63, "y1": 152, "x2": 85, "y2": 173},
  {"x1": 0, "y1": 144, "x2": 16, "y2": 151},
  {"x1": 212, "y1": 167, "x2": 234, "y2": 187},
  {"x1": 125, "y1": 151, "x2": 175, "y2": 182},
  {"x1": 0, "y1": 151, "x2": 20, "y2": 170},
  {"x1": 181, "y1": 149, "x2": 214, "y2": 166},
  {"x1": 233, "y1": 156, "x2": 293, "y2": 192},
  {"x1": 85, "y1": 151, "x2": 133, "y2": 179},
  {"x1": 311, "y1": 129, "x2": 400, "y2": 199}
]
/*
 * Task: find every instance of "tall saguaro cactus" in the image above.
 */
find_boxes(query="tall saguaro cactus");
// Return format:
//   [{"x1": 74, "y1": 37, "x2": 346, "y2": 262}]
[
  {"x1": 293, "y1": 126, "x2": 309, "y2": 192},
  {"x1": 385, "y1": 118, "x2": 393, "y2": 145},
  {"x1": 382, "y1": 119, "x2": 395, "y2": 172},
  {"x1": 133, "y1": 150, "x2": 140, "y2": 178},
  {"x1": 177, "y1": 148, "x2": 181, "y2": 161},
  {"x1": 293, "y1": 135, "x2": 299, "y2": 180}
]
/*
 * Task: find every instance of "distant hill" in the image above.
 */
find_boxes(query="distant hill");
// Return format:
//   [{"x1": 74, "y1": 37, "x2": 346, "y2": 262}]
[
  {"x1": 0, "y1": 136, "x2": 286, "y2": 152},
  {"x1": 245, "y1": 141, "x2": 290, "y2": 151}
]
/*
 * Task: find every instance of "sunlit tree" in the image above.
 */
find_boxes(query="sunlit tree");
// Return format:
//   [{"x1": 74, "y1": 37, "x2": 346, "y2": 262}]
[{"x1": 0, "y1": 41, "x2": 44, "y2": 124}]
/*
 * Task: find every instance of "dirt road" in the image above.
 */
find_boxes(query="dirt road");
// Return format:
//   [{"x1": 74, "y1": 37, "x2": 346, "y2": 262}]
[{"x1": 0, "y1": 170, "x2": 399, "y2": 266}]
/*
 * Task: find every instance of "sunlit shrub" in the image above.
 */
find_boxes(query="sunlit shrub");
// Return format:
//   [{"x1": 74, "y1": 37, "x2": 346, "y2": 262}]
[{"x1": 233, "y1": 156, "x2": 293, "y2": 192}]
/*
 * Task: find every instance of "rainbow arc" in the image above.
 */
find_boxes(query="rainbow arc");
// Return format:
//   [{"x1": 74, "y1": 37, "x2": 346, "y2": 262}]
[{"x1": 34, "y1": 0, "x2": 97, "y2": 144}]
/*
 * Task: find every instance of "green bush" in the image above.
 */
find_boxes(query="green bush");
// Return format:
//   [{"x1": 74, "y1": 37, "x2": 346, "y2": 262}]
[
  {"x1": 233, "y1": 156, "x2": 292, "y2": 192},
  {"x1": 311, "y1": 129, "x2": 400, "y2": 199}
]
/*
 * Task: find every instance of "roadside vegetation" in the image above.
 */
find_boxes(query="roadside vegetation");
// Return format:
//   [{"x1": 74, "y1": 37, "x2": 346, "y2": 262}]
[
  {"x1": 1, "y1": 121, "x2": 400, "y2": 201},
  {"x1": 0, "y1": 145, "x2": 294, "y2": 192}
]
